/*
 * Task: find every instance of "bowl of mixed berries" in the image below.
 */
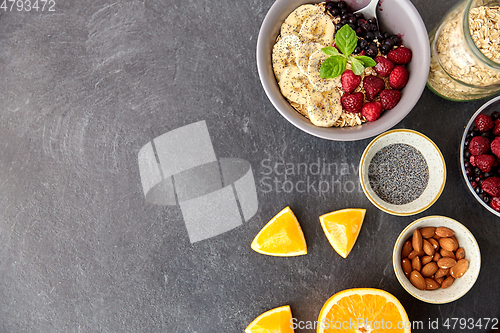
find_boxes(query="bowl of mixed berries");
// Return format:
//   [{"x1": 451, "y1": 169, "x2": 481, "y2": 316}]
[
  {"x1": 256, "y1": 0, "x2": 430, "y2": 141},
  {"x1": 461, "y1": 96, "x2": 500, "y2": 216}
]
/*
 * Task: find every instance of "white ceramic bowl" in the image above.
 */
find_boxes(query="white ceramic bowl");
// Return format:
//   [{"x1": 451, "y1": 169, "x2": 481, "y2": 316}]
[
  {"x1": 460, "y1": 95, "x2": 500, "y2": 217},
  {"x1": 256, "y1": 0, "x2": 430, "y2": 141},
  {"x1": 393, "y1": 216, "x2": 481, "y2": 304},
  {"x1": 359, "y1": 129, "x2": 446, "y2": 216}
]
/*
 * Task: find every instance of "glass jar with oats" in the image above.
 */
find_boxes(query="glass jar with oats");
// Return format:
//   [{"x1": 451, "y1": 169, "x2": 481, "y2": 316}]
[{"x1": 427, "y1": 0, "x2": 500, "y2": 101}]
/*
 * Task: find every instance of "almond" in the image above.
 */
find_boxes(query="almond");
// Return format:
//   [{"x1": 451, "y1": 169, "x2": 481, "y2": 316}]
[
  {"x1": 439, "y1": 237, "x2": 458, "y2": 252},
  {"x1": 423, "y1": 239, "x2": 435, "y2": 256},
  {"x1": 433, "y1": 252, "x2": 441, "y2": 262},
  {"x1": 455, "y1": 247, "x2": 465, "y2": 260},
  {"x1": 419, "y1": 227, "x2": 436, "y2": 238},
  {"x1": 437, "y1": 257, "x2": 457, "y2": 269},
  {"x1": 408, "y1": 249, "x2": 425, "y2": 260},
  {"x1": 435, "y1": 276, "x2": 444, "y2": 285},
  {"x1": 412, "y1": 229, "x2": 423, "y2": 253},
  {"x1": 428, "y1": 238, "x2": 440, "y2": 251},
  {"x1": 421, "y1": 255, "x2": 434, "y2": 265},
  {"x1": 425, "y1": 278, "x2": 440, "y2": 290},
  {"x1": 440, "y1": 248, "x2": 455, "y2": 259},
  {"x1": 441, "y1": 276, "x2": 454, "y2": 289},
  {"x1": 434, "y1": 267, "x2": 449, "y2": 279},
  {"x1": 401, "y1": 240, "x2": 413, "y2": 258},
  {"x1": 421, "y1": 262, "x2": 439, "y2": 277},
  {"x1": 410, "y1": 270, "x2": 426, "y2": 290},
  {"x1": 450, "y1": 259, "x2": 469, "y2": 278},
  {"x1": 412, "y1": 256, "x2": 422, "y2": 271},
  {"x1": 436, "y1": 226, "x2": 454, "y2": 238},
  {"x1": 402, "y1": 258, "x2": 412, "y2": 278}
]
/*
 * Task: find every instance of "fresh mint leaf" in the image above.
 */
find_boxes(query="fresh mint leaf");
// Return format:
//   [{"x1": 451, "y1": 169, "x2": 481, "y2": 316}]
[
  {"x1": 321, "y1": 47, "x2": 341, "y2": 56},
  {"x1": 320, "y1": 55, "x2": 347, "y2": 78},
  {"x1": 354, "y1": 55, "x2": 377, "y2": 67},
  {"x1": 335, "y1": 25, "x2": 357, "y2": 56},
  {"x1": 350, "y1": 57, "x2": 365, "y2": 76}
]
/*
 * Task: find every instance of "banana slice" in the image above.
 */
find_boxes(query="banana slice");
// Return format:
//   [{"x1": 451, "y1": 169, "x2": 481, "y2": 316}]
[
  {"x1": 281, "y1": 4, "x2": 323, "y2": 37},
  {"x1": 279, "y1": 65, "x2": 313, "y2": 105},
  {"x1": 307, "y1": 49, "x2": 341, "y2": 92},
  {"x1": 299, "y1": 13, "x2": 334, "y2": 46},
  {"x1": 307, "y1": 90, "x2": 342, "y2": 127},
  {"x1": 272, "y1": 34, "x2": 302, "y2": 81},
  {"x1": 296, "y1": 42, "x2": 322, "y2": 75}
]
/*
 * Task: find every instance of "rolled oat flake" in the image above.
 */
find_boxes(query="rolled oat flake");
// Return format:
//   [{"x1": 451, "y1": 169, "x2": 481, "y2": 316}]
[{"x1": 368, "y1": 143, "x2": 429, "y2": 205}]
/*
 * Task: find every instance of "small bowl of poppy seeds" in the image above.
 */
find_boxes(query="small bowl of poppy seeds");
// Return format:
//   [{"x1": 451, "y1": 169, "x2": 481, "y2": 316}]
[{"x1": 359, "y1": 129, "x2": 446, "y2": 215}]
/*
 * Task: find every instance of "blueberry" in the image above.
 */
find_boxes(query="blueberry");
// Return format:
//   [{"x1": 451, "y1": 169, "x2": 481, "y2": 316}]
[
  {"x1": 391, "y1": 35, "x2": 401, "y2": 45},
  {"x1": 481, "y1": 131, "x2": 491, "y2": 138},
  {"x1": 330, "y1": 7, "x2": 340, "y2": 16},
  {"x1": 475, "y1": 167, "x2": 482, "y2": 176},
  {"x1": 464, "y1": 161, "x2": 471, "y2": 168},
  {"x1": 337, "y1": 1, "x2": 347, "y2": 9},
  {"x1": 468, "y1": 176, "x2": 474, "y2": 181},
  {"x1": 383, "y1": 31, "x2": 391, "y2": 39},
  {"x1": 464, "y1": 150, "x2": 471, "y2": 158},
  {"x1": 354, "y1": 13, "x2": 364, "y2": 19},
  {"x1": 367, "y1": 17, "x2": 377, "y2": 24},
  {"x1": 466, "y1": 167, "x2": 473, "y2": 176},
  {"x1": 384, "y1": 39, "x2": 395, "y2": 48},
  {"x1": 340, "y1": 18, "x2": 348, "y2": 25},
  {"x1": 380, "y1": 44, "x2": 391, "y2": 55},
  {"x1": 325, "y1": 2, "x2": 336, "y2": 11},
  {"x1": 465, "y1": 139, "x2": 470, "y2": 147},
  {"x1": 348, "y1": 16, "x2": 357, "y2": 24},
  {"x1": 365, "y1": 31, "x2": 375, "y2": 41},
  {"x1": 475, "y1": 186, "x2": 483, "y2": 194},
  {"x1": 359, "y1": 39, "x2": 368, "y2": 49},
  {"x1": 374, "y1": 31, "x2": 384, "y2": 40},
  {"x1": 348, "y1": 23, "x2": 356, "y2": 30},
  {"x1": 483, "y1": 195, "x2": 491, "y2": 203},
  {"x1": 354, "y1": 46, "x2": 362, "y2": 54},
  {"x1": 336, "y1": 24, "x2": 343, "y2": 31},
  {"x1": 484, "y1": 172, "x2": 493, "y2": 178},
  {"x1": 491, "y1": 111, "x2": 500, "y2": 120},
  {"x1": 342, "y1": 13, "x2": 350, "y2": 19},
  {"x1": 340, "y1": 8, "x2": 349, "y2": 15}
]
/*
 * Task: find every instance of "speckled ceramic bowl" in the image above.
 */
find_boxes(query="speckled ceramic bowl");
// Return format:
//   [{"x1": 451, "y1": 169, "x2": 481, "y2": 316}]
[
  {"x1": 256, "y1": 0, "x2": 430, "y2": 141},
  {"x1": 393, "y1": 216, "x2": 481, "y2": 304},
  {"x1": 359, "y1": 129, "x2": 446, "y2": 216},
  {"x1": 460, "y1": 95, "x2": 500, "y2": 217}
]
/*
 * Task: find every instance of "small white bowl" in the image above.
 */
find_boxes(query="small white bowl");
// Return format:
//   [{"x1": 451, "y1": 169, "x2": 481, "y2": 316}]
[
  {"x1": 393, "y1": 216, "x2": 481, "y2": 304},
  {"x1": 359, "y1": 129, "x2": 446, "y2": 216}
]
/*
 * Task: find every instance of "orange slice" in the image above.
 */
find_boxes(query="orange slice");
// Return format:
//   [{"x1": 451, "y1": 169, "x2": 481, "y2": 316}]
[
  {"x1": 251, "y1": 206, "x2": 307, "y2": 256},
  {"x1": 245, "y1": 305, "x2": 294, "y2": 333},
  {"x1": 319, "y1": 208, "x2": 366, "y2": 258},
  {"x1": 317, "y1": 288, "x2": 410, "y2": 333}
]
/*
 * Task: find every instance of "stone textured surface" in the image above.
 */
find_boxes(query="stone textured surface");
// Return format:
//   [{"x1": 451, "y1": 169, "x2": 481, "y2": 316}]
[{"x1": 0, "y1": 0, "x2": 498, "y2": 332}]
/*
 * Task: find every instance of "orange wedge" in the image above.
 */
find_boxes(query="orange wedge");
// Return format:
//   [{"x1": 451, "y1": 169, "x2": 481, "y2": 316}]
[
  {"x1": 319, "y1": 208, "x2": 366, "y2": 258},
  {"x1": 245, "y1": 305, "x2": 294, "y2": 333},
  {"x1": 317, "y1": 288, "x2": 410, "y2": 333},
  {"x1": 251, "y1": 206, "x2": 307, "y2": 256}
]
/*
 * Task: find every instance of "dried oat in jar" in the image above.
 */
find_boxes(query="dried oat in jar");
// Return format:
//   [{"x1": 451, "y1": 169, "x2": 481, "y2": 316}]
[{"x1": 427, "y1": 0, "x2": 500, "y2": 101}]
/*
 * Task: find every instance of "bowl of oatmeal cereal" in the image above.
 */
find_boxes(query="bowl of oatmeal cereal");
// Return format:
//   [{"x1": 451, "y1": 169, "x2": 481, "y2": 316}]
[{"x1": 256, "y1": 0, "x2": 430, "y2": 141}]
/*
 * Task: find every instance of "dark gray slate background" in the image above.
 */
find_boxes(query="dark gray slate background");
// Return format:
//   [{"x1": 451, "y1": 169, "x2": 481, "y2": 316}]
[{"x1": 0, "y1": 0, "x2": 499, "y2": 332}]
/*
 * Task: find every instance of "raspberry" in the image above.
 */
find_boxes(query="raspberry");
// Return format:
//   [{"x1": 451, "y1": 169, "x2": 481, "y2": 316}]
[
  {"x1": 341, "y1": 70, "x2": 362, "y2": 94},
  {"x1": 474, "y1": 114, "x2": 494, "y2": 132},
  {"x1": 379, "y1": 89, "x2": 401, "y2": 110},
  {"x1": 493, "y1": 119, "x2": 500, "y2": 136},
  {"x1": 469, "y1": 136, "x2": 490, "y2": 156},
  {"x1": 363, "y1": 75, "x2": 385, "y2": 100},
  {"x1": 373, "y1": 56, "x2": 394, "y2": 77},
  {"x1": 475, "y1": 154, "x2": 497, "y2": 172},
  {"x1": 482, "y1": 176, "x2": 500, "y2": 197},
  {"x1": 341, "y1": 92, "x2": 364, "y2": 113},
  {"x1": 491, "y1": 197, "x2": 500, "y2": 212},
  {"x1": 470, "y1": 155, "x2": 476, "y2": 167},
  {"x1": 491, "y1": 137, "x2": 500, "y2": 158},
  {"x1": 389, "y1": 65, "x2": 409, "y2": 90},
  {"x1": 361, "y1": 101, "x2": 383, "y2": 122},
  {"x1": 387, "y1": 47, "x2": 412, "y2": 64}
]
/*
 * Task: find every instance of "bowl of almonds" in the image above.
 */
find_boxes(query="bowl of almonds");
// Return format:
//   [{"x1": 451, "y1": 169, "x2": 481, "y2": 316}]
[{"x1": 393, "y1": 216, "x2": 481, "y2": 303}]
